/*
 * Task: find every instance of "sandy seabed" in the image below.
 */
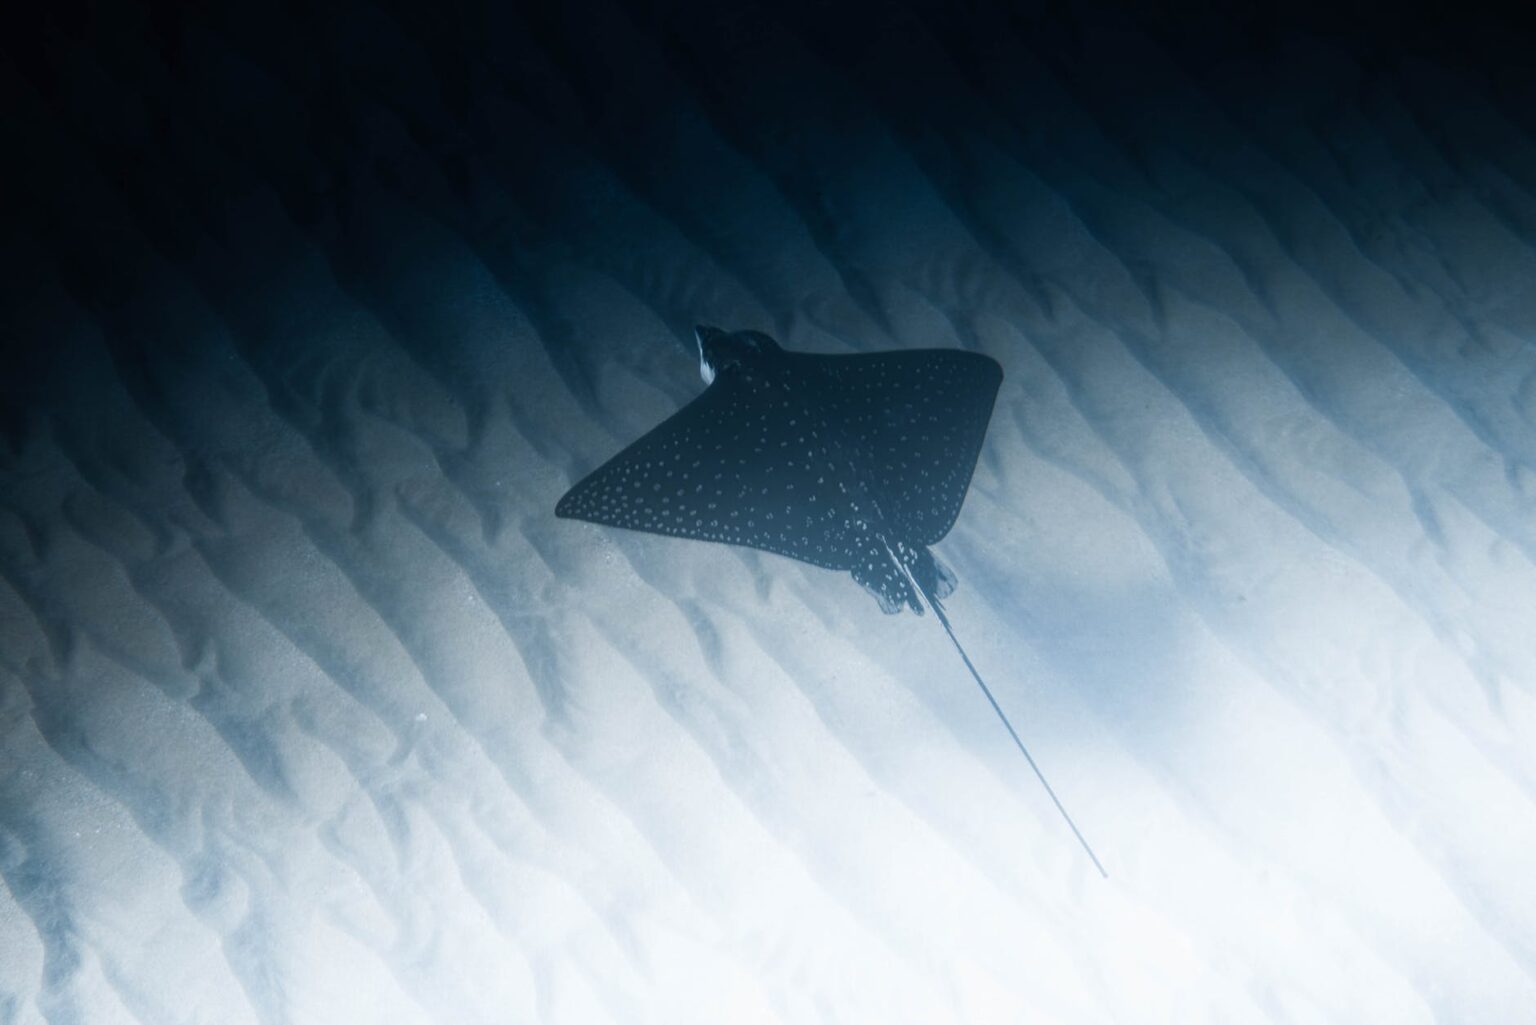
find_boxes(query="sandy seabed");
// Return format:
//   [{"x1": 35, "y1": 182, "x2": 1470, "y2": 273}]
[{"x1": 3, "y1": 2, "x2": 1535, "y2": 1022}]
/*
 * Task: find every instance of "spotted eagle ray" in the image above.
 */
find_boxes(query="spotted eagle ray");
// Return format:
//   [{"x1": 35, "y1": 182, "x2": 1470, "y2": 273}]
[{"x1": 557, "y1": 326, "x2": 1105, "y2": 876}]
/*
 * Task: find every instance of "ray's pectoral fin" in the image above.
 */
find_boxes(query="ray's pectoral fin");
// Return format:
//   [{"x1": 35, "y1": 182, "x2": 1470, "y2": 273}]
[{"x1": 851, "y1": 539, "x2": 955, "y2": 614}]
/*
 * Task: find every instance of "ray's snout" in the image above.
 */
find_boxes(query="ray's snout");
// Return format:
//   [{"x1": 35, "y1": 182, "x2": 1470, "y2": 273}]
[{"x1": 695, "y1": 324, "x2": 723, "y2": 385}]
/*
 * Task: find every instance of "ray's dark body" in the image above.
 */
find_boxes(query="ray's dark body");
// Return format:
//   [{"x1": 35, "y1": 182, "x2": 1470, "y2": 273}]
[
  {"x1": 557, "y1": 329, "x2": 1108, "y2": 875},
  {"x1": 556, "y1": 328, "x2": 1002, "y2": 613}
]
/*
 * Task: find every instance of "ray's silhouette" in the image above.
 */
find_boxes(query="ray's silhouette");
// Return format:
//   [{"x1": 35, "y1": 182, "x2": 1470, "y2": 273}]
[{"x1": 558, "y1": 326, "x2": 1106, "y2": 876}]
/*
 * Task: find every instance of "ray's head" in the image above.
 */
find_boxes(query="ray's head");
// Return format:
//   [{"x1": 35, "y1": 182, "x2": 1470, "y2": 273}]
[{"x1": 694, "y1": 325, "x2": 782, "y2": 385}]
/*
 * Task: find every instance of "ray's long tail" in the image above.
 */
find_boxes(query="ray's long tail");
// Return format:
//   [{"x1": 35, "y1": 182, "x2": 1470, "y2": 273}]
[{"x1": 887, "y1": 544, "x2": 1109, "y2": 878}]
